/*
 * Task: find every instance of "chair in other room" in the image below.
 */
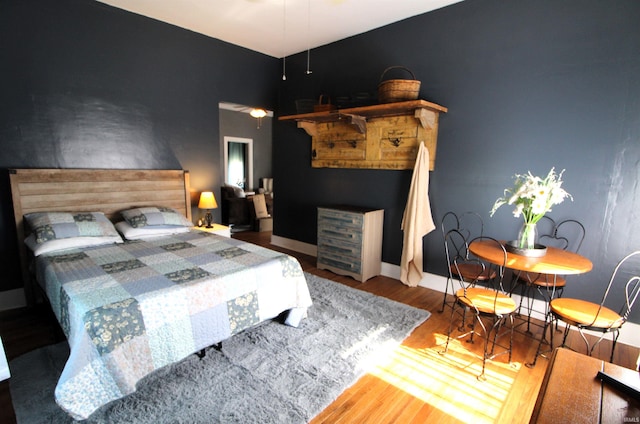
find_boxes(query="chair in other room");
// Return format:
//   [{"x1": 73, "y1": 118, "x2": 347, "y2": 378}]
[
  {"x1": 439, "y1": 211, "x2": 492, "y2": 313},
  {"x1": 514, "y1": 217, "x2": 586, "y2": 332},
  {"x1": 220, "y1": 184, "x2": 251, "y2": 227},
  {"x1": 441, "y1": 233, "x2": 517, "y2": 380},
  {"x1": 536, "y1": 250, "x2": 640, "y2": 363}
]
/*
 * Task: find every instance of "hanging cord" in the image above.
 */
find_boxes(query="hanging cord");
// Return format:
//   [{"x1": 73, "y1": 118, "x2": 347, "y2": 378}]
[
  {"x1": 305, "y1": 0, "x2": 312, "y2": 75},
  {"x1": 282, "y1": 0, "x2": 287, "y2": 80}
]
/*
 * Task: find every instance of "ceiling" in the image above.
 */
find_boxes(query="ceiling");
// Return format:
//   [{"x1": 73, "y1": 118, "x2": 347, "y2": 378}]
[{"x1": 97, "y1": 0, "x2": 463, "y2": 58}]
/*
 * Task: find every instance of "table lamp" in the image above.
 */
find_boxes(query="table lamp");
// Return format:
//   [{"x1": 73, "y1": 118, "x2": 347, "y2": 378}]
[{"x1": 198, "y1": 191, "x2": 218, "y2": 228}]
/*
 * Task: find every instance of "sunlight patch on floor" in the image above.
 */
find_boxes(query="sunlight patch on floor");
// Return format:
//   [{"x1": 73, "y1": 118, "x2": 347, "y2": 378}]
[{"x1": 365, "y1": 333, "x2": 521, "y2": 424}]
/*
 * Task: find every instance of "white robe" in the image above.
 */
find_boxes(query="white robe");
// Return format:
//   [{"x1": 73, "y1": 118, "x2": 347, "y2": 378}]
[{"x1": 400, "y1": 142, "x2": 435, "y2": 286}]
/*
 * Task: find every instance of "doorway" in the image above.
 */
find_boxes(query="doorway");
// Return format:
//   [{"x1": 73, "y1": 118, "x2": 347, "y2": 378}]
[{"x1": 223, "y1": 136, "x2": 253, "y2": 189}]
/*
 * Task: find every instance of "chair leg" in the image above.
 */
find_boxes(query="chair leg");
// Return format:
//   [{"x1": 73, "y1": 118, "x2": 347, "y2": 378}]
[
  {"x1": 515, "y1": 276, "x2": 537, "y2": 334},
  {"x1": 552, "y1": 287, "x2": 564, "y2": 332},
  {"x1": 508, "y1": 314, "x2": 514, "y2": 363},
  {"x1": 526, "y1": 313, "x2": 554, "y2": 368},
  {"x1": 523, "y1": 284, "x2": 536, "y2": 333},
  {"x1": 441, "y1": 300, "x2": 458, "y2": 354},
  {"x1": 609, "y1": 330, "x2": 620, "y2": 363},
  {"x1": 460, "y1": 307, "x2": 469, "y2": 332},
  {"x1": 478, "y1": 315, "x2": 489, "y2": 381},
  {"x1": 468, "y1": 315, "x2": 478, "y2": 344},
  {"x1": 439, "y1": 278, "x2": 451, "y2": 313},
  {"x1": 558, "y1": 322, "x2": 572, "y2": 349},
  {"x1": 585, "y1": 328, "x2": 618, "y2": 360},
  {"x1": 478, "y1": 315, "x2": 509, "y2": 381},
  {"x1": 489, "y1": 317, "x2": 503, "y2": 356}
]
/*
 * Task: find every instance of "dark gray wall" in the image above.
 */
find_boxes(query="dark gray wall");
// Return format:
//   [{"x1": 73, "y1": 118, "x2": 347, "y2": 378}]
[
  {"x1": 0, "y1": 0, "x2": 279, "y2": 290},
  {"x1": 273, "y1": 0, "x2": 640, "y2": 323}
]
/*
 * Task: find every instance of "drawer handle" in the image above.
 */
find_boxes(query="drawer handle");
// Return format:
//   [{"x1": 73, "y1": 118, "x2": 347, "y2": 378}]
[{"x1": 321, "y1": 230, "x2": 355, "y2": 238}]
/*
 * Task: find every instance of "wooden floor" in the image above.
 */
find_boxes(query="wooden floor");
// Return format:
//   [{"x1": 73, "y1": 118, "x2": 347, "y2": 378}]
[{"x1": 1, "y1": 230, "x2": 638, "y2": 423}]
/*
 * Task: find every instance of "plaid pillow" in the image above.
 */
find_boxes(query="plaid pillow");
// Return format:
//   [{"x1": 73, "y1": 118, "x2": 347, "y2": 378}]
[
  {"x1": 121, "y1": 207, "x2": 193, "y2": 228},
  {"x1": 25, "y1": 212, "x2": 120, "y2": 244}
]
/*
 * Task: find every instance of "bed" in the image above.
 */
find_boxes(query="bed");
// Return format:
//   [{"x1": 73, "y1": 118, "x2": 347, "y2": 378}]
[{"x1": 9, "y1": 169, "x2": 312, "y2": 420}]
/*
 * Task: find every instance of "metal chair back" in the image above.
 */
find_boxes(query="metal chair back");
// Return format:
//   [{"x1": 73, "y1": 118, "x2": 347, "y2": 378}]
[
  {"x1": 444, "y1": 229, "x2": 482, "y2": 286},
  {"x1": 537, "y1": 216, "x2": 586, "y2": 253},
  {"x1": 441, "y1": 211, "x2": 484, "y2": 243},
  {"x1": 468, "y1": 236, "x2": 508, "y2": 292},
  {"x1": 593, "y1": 250, "x2": 640, "y2": 328}
]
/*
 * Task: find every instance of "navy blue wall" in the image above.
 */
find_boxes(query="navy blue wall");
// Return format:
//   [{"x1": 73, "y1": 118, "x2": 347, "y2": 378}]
[
  {"x1": 274, "y1": 0, "x2": 640, "y2": 322},
  {"x1": 0, "y1": 0, "x2": 279, "y2": 289}
]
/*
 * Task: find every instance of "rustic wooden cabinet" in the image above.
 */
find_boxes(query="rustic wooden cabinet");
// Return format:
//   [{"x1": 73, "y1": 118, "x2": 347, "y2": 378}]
[
  {"x1": 317, "y1": 206, "x2": 384, "y2": 282},
  {"x1": 279, "y1": 100, "x2": 447, "y2": 170}
]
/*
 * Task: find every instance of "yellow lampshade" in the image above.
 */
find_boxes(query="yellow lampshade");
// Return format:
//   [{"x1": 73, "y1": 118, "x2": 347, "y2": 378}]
[{"x1": 198, "y1": 191, "x2": 218, "y2": 209}]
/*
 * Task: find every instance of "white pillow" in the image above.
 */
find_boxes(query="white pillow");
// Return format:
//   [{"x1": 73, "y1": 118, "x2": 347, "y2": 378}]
[
  {"x1": 25, "y1": 234, "x2": 123, "y2": 257},
  {"x1": 115, "y1": 221, "x2": 190, "y2": 240}
]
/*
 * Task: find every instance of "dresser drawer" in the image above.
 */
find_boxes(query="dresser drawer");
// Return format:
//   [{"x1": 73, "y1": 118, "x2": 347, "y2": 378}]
[
  {"x1": 317, "y1": 239, "x2": 362, "y2": 262},
  {"x1": 317, "y1": 226, "x2": 363, "y2": 245},
  {"x1": 318, "y1": 208, "x2": 364, "y2": 230},
  {"x1": 317, "y1": 253, "x2": 362, "y2": 274}
]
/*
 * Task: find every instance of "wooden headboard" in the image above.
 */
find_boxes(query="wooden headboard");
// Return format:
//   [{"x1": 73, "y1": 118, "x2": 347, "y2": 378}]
[{"x1": 9, "y1": 168, "x2": 192, "y2": 305}]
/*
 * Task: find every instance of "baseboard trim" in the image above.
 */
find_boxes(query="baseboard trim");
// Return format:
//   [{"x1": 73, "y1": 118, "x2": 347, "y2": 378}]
[
  {"x1": 273, "y1": 234, "x2": 640, "y2": 349},
  {"x1": 270, "y1": 234, "x2": 317, "y2": 257}
]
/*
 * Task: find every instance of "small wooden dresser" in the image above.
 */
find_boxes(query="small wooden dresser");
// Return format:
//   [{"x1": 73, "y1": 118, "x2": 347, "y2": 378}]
[{"x1": 317, "y1": 206, "x2": 384, "y2": 282}]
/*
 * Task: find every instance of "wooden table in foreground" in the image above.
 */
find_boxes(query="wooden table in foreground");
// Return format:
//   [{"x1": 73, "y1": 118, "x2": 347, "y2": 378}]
[
  {"x1": 530, "y1": 348, "x2": 640, "y2": 423},
  {"x1": 468, "y1": 239, "x2": 593, "y2": 275}
]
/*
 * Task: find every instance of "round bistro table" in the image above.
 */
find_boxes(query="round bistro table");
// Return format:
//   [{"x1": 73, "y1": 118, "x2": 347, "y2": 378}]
[{"x1": 469, "y1": 239, "x2": 593, "y2": 366}]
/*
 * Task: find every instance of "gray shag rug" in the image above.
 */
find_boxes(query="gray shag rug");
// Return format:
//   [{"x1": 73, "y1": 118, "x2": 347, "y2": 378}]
[{"x1": 10, "y1": 273, "x2": 430, "y2": 423}]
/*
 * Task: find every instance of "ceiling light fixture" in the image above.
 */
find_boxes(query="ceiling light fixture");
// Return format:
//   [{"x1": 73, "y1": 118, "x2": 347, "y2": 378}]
[{"x1": 250, "y1": 108, "x2": 267, "y2": 129}]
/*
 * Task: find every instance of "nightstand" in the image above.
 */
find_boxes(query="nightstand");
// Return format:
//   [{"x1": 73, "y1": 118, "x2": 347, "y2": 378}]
[{"x1": 193, "y1": 223, "x2": 231, "y2": 238}]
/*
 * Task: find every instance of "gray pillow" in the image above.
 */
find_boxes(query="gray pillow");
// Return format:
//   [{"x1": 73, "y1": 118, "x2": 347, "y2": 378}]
[
  {"x1": 121, "y1": 206, "x2": 193, "y2": 228},
  {"x1": 24, "y1": 212, "x2": 121, "y2": 244}
]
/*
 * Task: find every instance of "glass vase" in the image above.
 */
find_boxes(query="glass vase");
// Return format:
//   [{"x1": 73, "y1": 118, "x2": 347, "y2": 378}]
[{"x1": 517, "y1": 222, "x2": 538, "y2": 250}]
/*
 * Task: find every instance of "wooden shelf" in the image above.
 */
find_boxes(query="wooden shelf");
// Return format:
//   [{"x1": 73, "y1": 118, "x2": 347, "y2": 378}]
[
  {"x1": 279, "y1": 100, "x2": 447, "y2": 170},
  {"x1": 279, "y1": 100, "x2": 447, "y2": 122}
]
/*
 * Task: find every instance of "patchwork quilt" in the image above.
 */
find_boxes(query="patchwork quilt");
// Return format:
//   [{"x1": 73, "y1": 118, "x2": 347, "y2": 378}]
[{"x1": 35, "y1": 231, "x2": 312, "y2": 420}]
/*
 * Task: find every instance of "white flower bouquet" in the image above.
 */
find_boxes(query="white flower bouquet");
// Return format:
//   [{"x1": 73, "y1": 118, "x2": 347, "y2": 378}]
[{"x1": 491, "y1": 168, "x2": 572, "y2": 249}]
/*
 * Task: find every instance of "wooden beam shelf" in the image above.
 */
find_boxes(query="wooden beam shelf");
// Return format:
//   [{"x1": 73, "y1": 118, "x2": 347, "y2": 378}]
[{"x1": 279, "y1": 100, "x2": 447, "y2": 171}]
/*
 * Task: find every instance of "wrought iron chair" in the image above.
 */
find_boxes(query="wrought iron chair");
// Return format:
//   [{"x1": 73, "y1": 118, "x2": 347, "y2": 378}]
[
  {"x1": 535, "y1": 250, "x2": 640, "y2": 363},
  {"x1": 441, "y1": 233, "x2": 517, "y2": 380},
  {"x1": 439, "y1": 211, "x2": 492, "y2": 313},
  {"x1": 515, "y1": 217, "x2": 586, "y2": 332}
]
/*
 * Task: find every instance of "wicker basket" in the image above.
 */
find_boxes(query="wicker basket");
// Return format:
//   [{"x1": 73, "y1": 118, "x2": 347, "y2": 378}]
[
  {"x1": 314, "y1": 95, "x2": 336, "y2": 112},
  {"x1": 377, "y1": 66, "x2": 421, "y2": 103}
]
